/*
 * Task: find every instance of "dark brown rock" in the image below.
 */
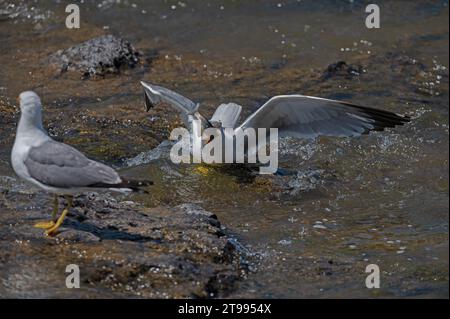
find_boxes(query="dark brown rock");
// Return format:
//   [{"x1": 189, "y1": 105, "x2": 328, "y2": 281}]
[
  {"x1": 50, "y1": 35, "x2": 141, "y2": 77},
  {"x1": 321, "y1": 61, "x2": 363, "y2": 80}
]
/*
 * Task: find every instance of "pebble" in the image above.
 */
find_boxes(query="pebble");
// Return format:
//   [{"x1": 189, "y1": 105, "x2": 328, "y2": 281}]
[{"x1": 278, "y1": 239, "x2": 292, "y2": 246}]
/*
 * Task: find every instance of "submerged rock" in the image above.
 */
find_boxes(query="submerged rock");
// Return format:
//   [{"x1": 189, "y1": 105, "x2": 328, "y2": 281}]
[
  {"x1": 321, "y1": 61, "x2": 363, "y2": 80},
  {"x1": 0, "y1": 190, "x2": 248, "y2": 298},
  {"x1": 50, "y1": 35, "x2": 140, "y2": 77}
]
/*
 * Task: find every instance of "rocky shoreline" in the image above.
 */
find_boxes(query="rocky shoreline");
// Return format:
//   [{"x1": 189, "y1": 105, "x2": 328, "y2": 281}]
[{"x1": 0, "y1": 184, "x2": 250, "y2": 298}]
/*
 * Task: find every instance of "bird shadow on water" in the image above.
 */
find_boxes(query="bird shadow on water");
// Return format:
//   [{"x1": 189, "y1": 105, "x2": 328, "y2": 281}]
[
  {"x1": 199, "y1": 163, "x2": 297, "y2": 184},
  {"x1": 59, "y1": 218, "x2": 160, "y2": 243}
]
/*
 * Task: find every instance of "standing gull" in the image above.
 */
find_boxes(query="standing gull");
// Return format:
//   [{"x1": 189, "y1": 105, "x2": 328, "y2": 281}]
[
  {"x1": 141, "y1": 81, "x2": 410, "y2": 159},
  {"x1": 11, "y1": 91, "x2": 153, "y2": 236}
]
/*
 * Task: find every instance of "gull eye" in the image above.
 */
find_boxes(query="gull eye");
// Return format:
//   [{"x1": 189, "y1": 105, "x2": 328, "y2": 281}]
[{"x1": 206, "y1": 135, "x2": 215, "y2": 144}]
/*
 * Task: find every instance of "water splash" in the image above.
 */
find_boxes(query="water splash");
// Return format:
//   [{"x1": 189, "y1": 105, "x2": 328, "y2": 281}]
[{"x1": 124, "y1": 140, "x2": 174, "y2": 167}]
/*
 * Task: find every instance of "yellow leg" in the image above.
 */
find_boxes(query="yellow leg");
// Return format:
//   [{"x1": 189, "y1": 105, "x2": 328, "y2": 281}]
[
  {"x1": 46, "y1": 195, "x2": 73, "y2": 237},
  {"x1": 34, "y1": 195, "x2": 59, "y2": 229}
]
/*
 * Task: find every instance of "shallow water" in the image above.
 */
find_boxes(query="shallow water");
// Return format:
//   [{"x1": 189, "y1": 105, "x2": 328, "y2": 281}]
[{"x1": 0, "y1": 0, "x2": 448, "y2": 298}]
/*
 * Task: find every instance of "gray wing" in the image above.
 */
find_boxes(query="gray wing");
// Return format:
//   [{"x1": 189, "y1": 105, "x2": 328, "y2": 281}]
[
  {"x1": 141, "y1": 81, "x2": 198, "y2": 126},
  {"x1": 210, "y1": 103, "x2": 242, "y2": 128},
  {"x1": 24, "y1": 140, "x2": 121, "y2": 188},
  {"x1": 236, "y1": 95, "x2": 409, "y2": 138}
]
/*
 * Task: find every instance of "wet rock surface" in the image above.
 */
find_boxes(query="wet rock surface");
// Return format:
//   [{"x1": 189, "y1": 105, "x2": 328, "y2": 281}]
[
  {"x1": 0, "y1": 0, "x2": 448, "y2": 298},
  {"x1": 0, "y1": 188, "x2": 248, "y2": 298},
  {"x1": 50, "y1": 35, "x2": 141, "y2": 77},
  {"x1": 321, "y1": 61, "x2": 363, "y2": 81}
]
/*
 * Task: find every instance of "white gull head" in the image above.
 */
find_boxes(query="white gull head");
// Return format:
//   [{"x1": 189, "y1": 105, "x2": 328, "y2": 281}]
[{"x1": 18, "y1": 91, "x2": 44, "y2": 130}]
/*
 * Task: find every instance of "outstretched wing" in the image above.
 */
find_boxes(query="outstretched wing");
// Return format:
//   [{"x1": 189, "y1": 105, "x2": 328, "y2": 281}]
[
  {"x1": 236, "y1": 95, "x2": 409, "y2": 138},
  {"x1": 210, "y1": 103, "x2": 242, "y2": 128},
  {"x1": 24, "y1": 140, "x2": 121, "y2": 188},
  {"x1": 141, "y1": 81, "x2": 198, "y2": 126}
]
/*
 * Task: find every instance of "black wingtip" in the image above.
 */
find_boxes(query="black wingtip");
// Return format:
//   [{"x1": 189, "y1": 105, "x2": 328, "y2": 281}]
[
  {"x1": 341, "y1": 101, "x2": 411, "y2": 132},
  {"x1": 144, "y1": 91, "x2": 154, "y2": 112},
  {"x1": 122, "y1": 178, "x2": 154, "y2": 193},
  {"x1": 89, "y1": 178, "x2": 153, "y2": 193}
]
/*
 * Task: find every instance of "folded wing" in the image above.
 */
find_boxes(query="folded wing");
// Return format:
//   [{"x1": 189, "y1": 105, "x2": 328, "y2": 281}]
[{"x1": 24, "y1": 140, "x2": 122, "y2": 188}]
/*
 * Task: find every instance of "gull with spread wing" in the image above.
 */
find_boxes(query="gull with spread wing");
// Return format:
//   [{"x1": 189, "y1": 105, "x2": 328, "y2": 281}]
[{"x1": 140, "y1": 82, "x2": 409, "y2": 165}]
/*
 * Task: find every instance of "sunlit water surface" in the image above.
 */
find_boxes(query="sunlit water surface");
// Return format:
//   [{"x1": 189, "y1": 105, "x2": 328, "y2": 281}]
[{"x1": 0, "y1": 0, "x2": 448, "y2": 298}]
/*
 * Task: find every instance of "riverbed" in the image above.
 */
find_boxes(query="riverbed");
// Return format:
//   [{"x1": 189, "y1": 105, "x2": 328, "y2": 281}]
[{"x1": 0, "y1": 0, "x2": 448, "y2": 298}]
